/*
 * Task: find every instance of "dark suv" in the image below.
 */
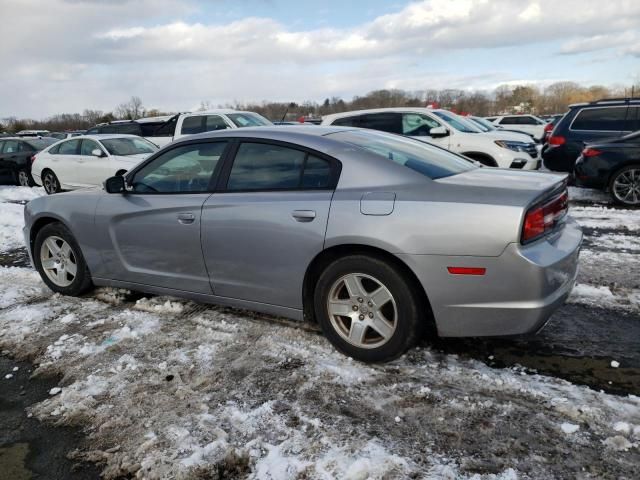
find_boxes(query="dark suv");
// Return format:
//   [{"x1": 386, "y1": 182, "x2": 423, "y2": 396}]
[{"x1": 542, "y1": 98, "x2": 640, "y2": 172}]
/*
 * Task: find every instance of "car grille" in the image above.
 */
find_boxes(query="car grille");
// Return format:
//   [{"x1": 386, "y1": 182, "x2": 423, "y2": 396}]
[{"x1": 525, "y1": 144, "x2": 538, "y2": 158}]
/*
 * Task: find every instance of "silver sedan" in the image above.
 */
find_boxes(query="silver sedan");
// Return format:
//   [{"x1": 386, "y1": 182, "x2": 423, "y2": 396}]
[{"x1": 23, "y1": 126, "x2": 582, "y2": 362}]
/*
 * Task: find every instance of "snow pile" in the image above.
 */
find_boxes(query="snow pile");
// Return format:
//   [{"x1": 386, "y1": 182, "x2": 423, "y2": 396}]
[
  {"x1": 0, "y1": 186, "x2": 45, "y2": 252},
  {"x1": 570, "y1": 205, "x2": 640, "y2": 232},
  {"x1": 0, "y1": 186, "x2": 45, "y2": 202},
  {"x1": 569, "y1": 283, "x2": 640, "y2": 310}
]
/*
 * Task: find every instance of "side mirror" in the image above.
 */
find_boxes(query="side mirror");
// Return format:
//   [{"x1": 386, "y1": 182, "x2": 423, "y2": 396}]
[
  {"x1": 104, "y1": 175, "x2": 125, "y2": 194},
  {"x1": 430, "y1": 126, "x2": 449, "y2": 138},
  {"x1": 91, "y1": 148, "x2": 104, "y2": 157}
]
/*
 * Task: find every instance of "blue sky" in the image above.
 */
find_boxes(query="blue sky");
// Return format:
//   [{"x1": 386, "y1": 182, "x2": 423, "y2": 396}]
[{"x1": 1, "y1": 0, "x2": 639, "y2": 118}]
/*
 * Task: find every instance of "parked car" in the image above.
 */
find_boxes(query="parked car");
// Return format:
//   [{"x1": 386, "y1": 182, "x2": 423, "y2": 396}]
[
  {"x1": 23, "y1": 126, "x2": 581, "y2": 362},
  {"x1": 16, "y1": 130, "x2": 50, "y2": 137},
  {"x1": 467, "y1": 115, "x2": 536, "y2": 141},
  {"x1": 574, "y1": 130, "x2": 640, "y2": 207},
  {"x1": 322, "y1": 108, "x2": 540, "y2": 169},
  {"x1": 0, "y1": 136, "x2": 57, "y2": 186},
  {"x1": 31, "y1": 135, "x2": 158, "y2": 194},
  {"x1": 86, "y1": 110, "x2": 272, "y2": 148},
  {"x1": 541, "y1": 115, "x2": 565, "y2": 144},
  {"x1": 48, "y1": 131, "x2": 85, "y2": 140},
  {"x1": 488, "y1": 115, "x2": 548, "y2": 141},
  {"x1": 543, "y1": 98, "x2": 640, "y2": 173}
]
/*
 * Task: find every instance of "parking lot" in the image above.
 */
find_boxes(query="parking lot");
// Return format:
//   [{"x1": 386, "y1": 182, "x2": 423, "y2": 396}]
[{"x1": 0, "y1": 184, "x2": 638, "y2": 479}]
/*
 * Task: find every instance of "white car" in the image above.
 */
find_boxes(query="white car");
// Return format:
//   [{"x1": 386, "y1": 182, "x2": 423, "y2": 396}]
[
  {"x1": 32, "y1": 135, "x2": 158, "y2": 194},
  {"x1": 321, "y1": 108, "x2": 540, "y2": 169},
  {"x1": 488, "y1": 115, "x2": 548, "y2": 141},
  {"x1": 86, "y1": 110, "x2": 272, "y2": 147}
]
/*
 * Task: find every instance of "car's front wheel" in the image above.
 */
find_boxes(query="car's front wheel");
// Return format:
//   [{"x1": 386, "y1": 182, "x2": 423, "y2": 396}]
[
  {"x1": 34, "y1": 223, "x2": 93, "y2": 296},
  {"x1": 314, "y1": 255, "x2": 423, "y2": 362},
  {"x1": 42, "y1": 170, "x2": 61, "y2": 194},
  {"x1": 609, "y1": 165, "x2": 640, "y2": 207}
]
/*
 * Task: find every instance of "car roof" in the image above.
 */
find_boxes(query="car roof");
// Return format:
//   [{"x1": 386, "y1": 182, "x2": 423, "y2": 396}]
[
  {"x1": 182, "y1": 109, "x2": 261, "y2": 117},
  {"x1": 323, "y1": 107, "x2": 442, "y2": 121},
  {"x1": 58, "y1": 134, "x2": 142, "y2": 141}
]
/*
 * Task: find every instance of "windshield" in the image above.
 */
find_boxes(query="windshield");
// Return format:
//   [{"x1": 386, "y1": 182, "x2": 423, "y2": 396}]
[
  {"x1": 469, "y1": 117, "x2": 497, "y2": 131},
  {"x1": 227, "y1": 112, "x2": 272, "y2": 128},
  {"x1": 328, "y1": 130, "x2": 476, "y2": 180},
  {"x1": 431, "y1": 111, "x2": 484, "y2": 133},
  {"x1": 100, "y1": 137, "x2": 158, "y2": 156}
]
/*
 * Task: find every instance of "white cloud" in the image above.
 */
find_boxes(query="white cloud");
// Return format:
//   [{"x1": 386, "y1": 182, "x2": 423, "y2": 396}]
[{"x1": 1, "y1": 0, "x2": 639, "y2": 118}]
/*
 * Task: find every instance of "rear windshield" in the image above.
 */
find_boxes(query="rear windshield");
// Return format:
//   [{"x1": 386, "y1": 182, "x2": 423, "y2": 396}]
[
  {"x1": 100, "y1": 137, "x2": 158, "y2": 156},
  {"x1": 328, "y1": 130, "x2": 476, "y2": 180},
  {"x1": 24, "y1": 138, "x2": 57, "y2": 150},
  {"x1": 227, "y1": 113, "x2": 272, "y2": 128}
]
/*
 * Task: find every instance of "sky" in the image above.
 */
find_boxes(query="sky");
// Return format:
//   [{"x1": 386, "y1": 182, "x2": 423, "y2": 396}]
[{"x1": 1, "y1": 0, "x2": 639, "y2": 119}]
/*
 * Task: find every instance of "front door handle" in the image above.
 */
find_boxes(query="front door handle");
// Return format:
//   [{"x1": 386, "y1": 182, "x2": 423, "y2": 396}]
[
  {"x1": 177, "y1": 212, "x2": 195, "y2": 224},
  {"x1": 292, "y1": 210, "x2": 316, "y2": 222}
]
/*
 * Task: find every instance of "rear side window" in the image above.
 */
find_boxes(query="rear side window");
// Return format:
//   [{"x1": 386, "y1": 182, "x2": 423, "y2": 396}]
[
  {"x1": 332, "y1": 116, "x2": 359, "y2": 127},
  {"x1": 499, "y1": 116, "x2": 520, "y2": 125},
  {"x1": 571, "y1": 107, "x2": 633, "y2": 131},
  {"x1": 180, "y1": 115, "x2": 229, "y2": 135},
  {"x1": 112, "y1": 123, "x2": 142, "y2": 135},
  {"x1": 358, "y1": 113, "x2": 403, "y2": 134},
  {"x1": 226, "y1": 143, "x2": 331, "y2": 191},
  {"x1": 58, "y1": 139, "x2": 81, "y2": 155},
  {"x1": 153, "y1": 118, "x2": 177, "y2": 136},
  {"x1": 2, "y1": 140, "x2": 19, "y2": 153}
]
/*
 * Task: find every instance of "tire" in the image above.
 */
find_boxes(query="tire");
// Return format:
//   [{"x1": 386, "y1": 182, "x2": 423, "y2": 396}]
[
  {"x1": 314, "y1": 255, "x2": 423, "y2": 362},
  {"x1": 33, "y1": 222, "x2": 93, "y2": 296},
  {"x1": 42, "y1": 170, "x2": 61, "y2": 194},
  {"x1": 609, "y1": 165, "x2": 640, "y2": 207},
  {"x1": 463, "y1": 153, "x2": 498, "y2": 167},
  {"x1": 16, "y1": 169, "x2": 35, "y2": 187}
]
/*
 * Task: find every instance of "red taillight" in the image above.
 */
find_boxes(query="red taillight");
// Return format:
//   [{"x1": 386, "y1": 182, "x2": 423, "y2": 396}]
[
  {"x1": 582, "y1": 148, "x2": 602, "y2": 157},
  {"x1": 548, "y1": 135, "x2": 565, "y2": 146},
  {"x1": 522, "y1": 191, "x2": 568, "y2": 243},
  {"x1": 30, "y1": 155, "x2": 37, "y2": 164},
  {"x1": 544, "y1": 123, "x2": 554, "y2": 132},
  {"x1": 447, "y1": 267, "x2": 486, "y2": 276}
]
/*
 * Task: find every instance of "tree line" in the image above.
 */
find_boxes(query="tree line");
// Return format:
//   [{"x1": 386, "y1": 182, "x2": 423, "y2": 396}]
[{"x1": 1, "y1": 81, "x2": 637, "y2": 133}]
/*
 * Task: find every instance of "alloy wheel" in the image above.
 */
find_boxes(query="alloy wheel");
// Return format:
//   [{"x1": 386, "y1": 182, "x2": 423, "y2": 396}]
[
  {"x1": 39, "y1": 236, "x2": 77, "y2": 287},
  {"x1": 43, "y1": 173, "x2": 58, "y2": 194},
  {"x1": 612, "y1": 168, "x2": 640, "y2": 206},
  {"x1": 326, "y1": 273, "x2": 397, "y2": 349}
]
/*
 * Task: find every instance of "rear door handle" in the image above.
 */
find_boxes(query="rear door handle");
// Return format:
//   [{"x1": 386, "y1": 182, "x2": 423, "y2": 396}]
[
  {"x1": 177, "y1": 212, "x2": 195, "y2": 224},
  {"x1": 292, "y1": 210, "x2": 316, "y2": 222}
]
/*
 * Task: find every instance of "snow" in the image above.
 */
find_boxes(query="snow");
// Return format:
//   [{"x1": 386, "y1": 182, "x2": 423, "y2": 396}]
[
  {"x1": 560, "y1": 422, "x2": 580, "y2": 434},
  {"x1": 568, "y1": 283, "x2": 640, "y2": 311},
  {"x1": 569, "y1": 205, "x2": 640, "y2": 232},
  {"x1": 49, "y1": 387, "x2": 62, "y2": 396},
  {"x1": 611, "y1": 361, "x2": 620, "y2": 368},
  {"x1": 0, "y1": 186, "x2": 44, "y2": 252}
]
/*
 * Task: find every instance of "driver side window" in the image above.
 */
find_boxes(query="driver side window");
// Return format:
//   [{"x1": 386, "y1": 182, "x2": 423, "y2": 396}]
[
  {"x1": 131, "y1": 141, "x2": 227, "y2": 193},
  {"x1": 402, "y1": 114, "x2": 441, "y2": 136}
]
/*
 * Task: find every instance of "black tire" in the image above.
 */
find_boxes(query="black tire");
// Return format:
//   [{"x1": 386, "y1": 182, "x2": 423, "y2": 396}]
[
  {"x1": 608, "y1": 165, "x2": 640, "y2": 207},
  {"x1": 42, "y1": 170, "x2": 61, "y2": 194},
  {"x1": 16, "y1": 169, "x2": 35, "y2": 187},
  {"x1": 314, "y1": 255, "x2": 423, "y2": 362},
  {"x1": 33, "y1": 222, "x2": 93, "y2": 296},
  {"x1": 463, "y1": 153, "x2": 498, "y2": 167}
]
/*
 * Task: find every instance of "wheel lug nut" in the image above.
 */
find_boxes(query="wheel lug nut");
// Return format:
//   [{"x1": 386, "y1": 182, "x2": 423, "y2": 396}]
[
  {"x1": 358, "y1": 297, "x2": 363, "y2": 303},
  {"x1": 368, "y1": 312, "x2": 374, "y2": 318},
  {"x1": 352, "y1": 305, "x2": 358, "y2": 311},
  {"x1": 359, "y1": 314, "x2": 365, "y2": 320},
  {"x1": 368, "y1": 301, "x2": 373, "y2": 307}
]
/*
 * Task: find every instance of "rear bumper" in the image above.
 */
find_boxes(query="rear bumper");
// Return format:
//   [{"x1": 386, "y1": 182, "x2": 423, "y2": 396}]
[{"x1": 398, "y1": 217, "x2": 582, "y2": 337}]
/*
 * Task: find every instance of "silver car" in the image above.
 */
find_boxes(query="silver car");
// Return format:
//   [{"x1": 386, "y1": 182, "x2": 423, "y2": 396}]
[{"x1": 23, "y1": 127, "x2": 582, "y2": 362}]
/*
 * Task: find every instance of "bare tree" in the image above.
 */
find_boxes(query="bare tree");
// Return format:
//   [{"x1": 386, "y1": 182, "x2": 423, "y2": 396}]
[{"x1": 115, "y1": 96, "x2": 145, "y2": 120}]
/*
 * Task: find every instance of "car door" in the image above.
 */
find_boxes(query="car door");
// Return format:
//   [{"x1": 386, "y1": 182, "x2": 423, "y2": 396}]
[
  {"x1": 0, "y1": 140, "x2": 14, "y2": 176},
  {"x1": 53, "y1": 139, "x2": 81, "y2": 186},
  {"x1": 201, "y1": 140, "x2": 337, "y2": 309},
  {"x1": 568, "y1": 106, "x2": 633, "y2": 160},
  {"x1": 78, "y1": 139, "x2": 111, "y2": 186},
  {"x1": 94, "y1": 140, "x2": 229, "y2": 293}
]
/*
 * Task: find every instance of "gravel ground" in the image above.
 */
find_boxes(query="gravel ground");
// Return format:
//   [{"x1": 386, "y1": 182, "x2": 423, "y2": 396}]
[{"x1": 0, "y1": 185, "x2": 638, "y2": 479}]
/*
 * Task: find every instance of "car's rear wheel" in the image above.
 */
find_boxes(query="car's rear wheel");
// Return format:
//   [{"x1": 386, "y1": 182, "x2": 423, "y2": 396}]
[
  {"x1": 16, "y1": 169, "x2": 35, "y2": 187},
  {"x1": 34, "y1": 223, "x2": 93, "y2": 296},
  {"x1": 314, "y1": 255, "x2": 422, "y2": 362},
  {"x1": 42, "y1": 170, "x2": 61, "y2": 194},
  {"x1": 609, "y1": 165, "x2": 640, "y2": 207}
]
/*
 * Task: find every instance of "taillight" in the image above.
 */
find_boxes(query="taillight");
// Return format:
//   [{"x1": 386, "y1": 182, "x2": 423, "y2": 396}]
[
  {"x1": 548, "y1": 135, "x2": 565, "y2": 146},
  {"x1": 522, "y1": 191, "x2": 568, "y2": 243},
  {"x1": 30, "y1": 155, "x2": 37, "y2": 164},
  {"x1": 582, "y1": 148, "x2": 602, "y2": 157},
  {"x1": 544, "y1": 123, "x2": 554, "y2": 132}
]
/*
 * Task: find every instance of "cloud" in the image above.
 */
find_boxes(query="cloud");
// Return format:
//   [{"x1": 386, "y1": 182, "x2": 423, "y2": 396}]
[{"x1": 1, "y1": 0, "x2": 639, "y2": 118}]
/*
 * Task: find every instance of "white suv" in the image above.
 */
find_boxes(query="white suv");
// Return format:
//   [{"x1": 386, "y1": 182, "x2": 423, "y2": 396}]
[
  {"x1": 322, "y1": 108, "x2": 540, "y2": 169},
  {"x1": 86, "y1": 110, "x2": 272, "y2": 147},
  {"x1": 488, "y1": 115, "x2": 547, "y2": 141}
]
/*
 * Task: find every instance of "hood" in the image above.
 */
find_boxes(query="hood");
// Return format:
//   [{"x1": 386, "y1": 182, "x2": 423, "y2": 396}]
[
  {"x1": 435, "y1": 168, "x2": 567, "y2": 207},
  {"x1": 482, "y1": 130, "x2": 535, "y2": 143}
]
